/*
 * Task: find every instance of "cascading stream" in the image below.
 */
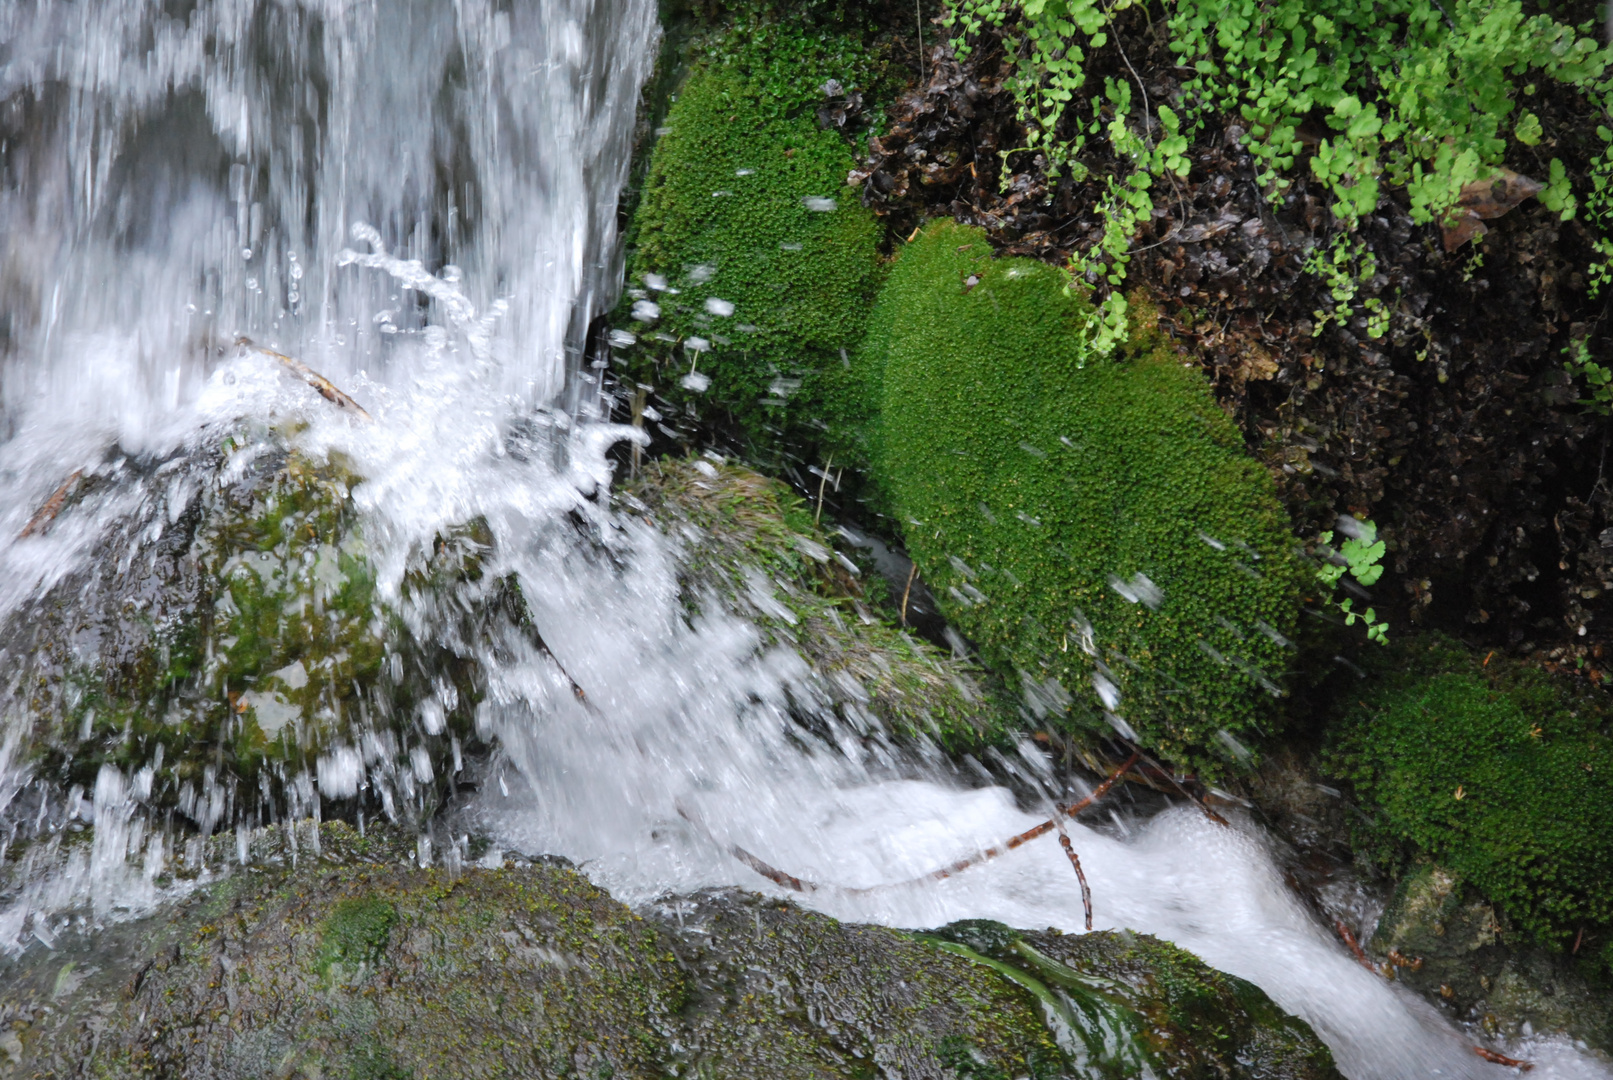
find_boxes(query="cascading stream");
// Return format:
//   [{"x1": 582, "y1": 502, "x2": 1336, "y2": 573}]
[{"x1": 0, "y1": 3, "x2": 1607, "y2": 1079}]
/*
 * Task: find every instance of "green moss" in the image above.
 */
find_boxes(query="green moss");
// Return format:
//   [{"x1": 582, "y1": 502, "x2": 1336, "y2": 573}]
[
  {"x1": 1326, "y1": 634, "x2": 1613, "y2": 962},
  {"x1": 318, "y1": 897, "x2": 399, "y2": 978},
  {"x1": 928, "y1": 920, "x2": 1340, "y2": 1079},
  {"x1": 620, "y1": 19, "x2": 884, "y2": 462},
  {"x1": 19, "y1": 432, "x2": 486, "y2": 822},
  {"x1": 864, "y1": 221, "x2": 1301, "y2": 773}
]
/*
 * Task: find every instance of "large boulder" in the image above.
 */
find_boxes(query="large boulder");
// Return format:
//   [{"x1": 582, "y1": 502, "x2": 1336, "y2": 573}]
[
  {"x1": 0, "y1": 426, "x2": 492, "y2": 835},
  {"x1": 0, "y1": 821, "x2": 1343, "y2": 1080}
]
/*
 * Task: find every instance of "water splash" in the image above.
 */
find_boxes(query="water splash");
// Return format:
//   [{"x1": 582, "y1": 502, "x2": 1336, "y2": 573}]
[{"x1": 0, "y1": 2, "x2": 1608, "y2": 1079}]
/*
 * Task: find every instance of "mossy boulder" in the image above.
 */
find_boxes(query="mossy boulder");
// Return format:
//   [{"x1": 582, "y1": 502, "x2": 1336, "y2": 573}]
[
  {"x1": 932, "y1": 920, "x2": 1341, "y2": 1079},
  {"x1": 0, "y1": 821, "x2": 1343, "y2": 1080},
  {"x1": 862, "y1": 221, "x2": 1302, "y2": 773},
  {"x1": 1370, "y1": 863, "x2": 1613, "y2": 1051},
  {"x1": 618, "y1": 19, "x2": 884, "y2": 462},
  {"x1": 1, "y1": 428, "x2": 490, "y2": 830},
  {"x1": 620, "y1": 455, "x2": 1011, "y2": 749},
  {"x1": 1326, "y1": 634, "x2": 1613, "y2": 971}
]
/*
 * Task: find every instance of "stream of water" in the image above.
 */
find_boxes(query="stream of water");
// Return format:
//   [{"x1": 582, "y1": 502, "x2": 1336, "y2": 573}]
[{"x1": 0, "y1": 2, "x2": 1607, "y2": 1078}]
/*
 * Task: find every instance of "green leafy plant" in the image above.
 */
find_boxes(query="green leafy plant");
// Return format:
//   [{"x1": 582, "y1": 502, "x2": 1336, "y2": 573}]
[
  {"x1": 944, "y1": 0, "x2": 1613, "y2": 348},
  {"x1": 1565, "y1": 335, "x2": 1613, "y2": 415},
  {"x1": 1315, "y1": 519, "x2": 1388, "y2": 644}
]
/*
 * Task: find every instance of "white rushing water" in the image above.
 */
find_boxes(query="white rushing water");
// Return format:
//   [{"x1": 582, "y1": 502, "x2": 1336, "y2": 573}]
[{"x1": 0, "y1": 2, "x2": 1607, "y2": 1078}]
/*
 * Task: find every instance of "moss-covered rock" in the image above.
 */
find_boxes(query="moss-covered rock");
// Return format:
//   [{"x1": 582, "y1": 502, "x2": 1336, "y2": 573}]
[
  {"x1": 1, "y1": 427, "x2": 490, "y2": 830},
  {"x1": 1326, "y1": 634, "x2": 1613, "y2": 970},
  {"x1": 862, "y1": 221, "x2": 1301, "y2": 773},
  {"x1": 931, "y1": 920, "x2": 1341, "y2": 1080},
  {"x1": 0, "y1": 821, "x2": 1343, "y2": 1080},
  {"x1": 1370, "y1": 863, "x2": 1613, "y2": 1051},
  {"x1": 618, "y1": 18, "x2": 884, "y2": 462},
  {"x1": 620, "y1": 455, "x2": 1012, "y2": 748}
]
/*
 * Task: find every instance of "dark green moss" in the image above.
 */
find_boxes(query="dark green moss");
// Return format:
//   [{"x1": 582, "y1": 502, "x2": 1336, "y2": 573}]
[
  {"x1": 929, "y1": 920, "x2": 1341, "y2": 1080},
  {"x1": 1326, "y1": 634, "x2": 1613, "y2": 964},
  {"x1": 864, "y1": 221, "x2": 1302, "y2": 773},
  {"x1": 620, "y1": 19, "x2": 884, "y2": 462}
]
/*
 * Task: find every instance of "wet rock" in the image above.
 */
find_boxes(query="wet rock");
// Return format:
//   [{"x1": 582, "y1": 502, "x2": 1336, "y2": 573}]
[
  {"x1": 0, "y1": 426, "x2": 495, "y2": 836},
  {"x1": 933, "y1": 919, "x2": 1342, "y2": 1080},
  {"x1": 622, "y1": 455, "x2": 1013, "y2": 749},
  {"x1": 0, "y1": 821, "x2": 1343, "y2": 1079},
  {"x1": 1371, "y1": 864, "x2": 1613, "y2": 1052}
]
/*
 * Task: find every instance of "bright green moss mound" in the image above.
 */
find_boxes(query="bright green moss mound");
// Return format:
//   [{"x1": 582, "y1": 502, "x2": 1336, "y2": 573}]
[
  {"x1": 622, "y1": 21, "x2": 883, "y2": 461},
  {"x1": 869, "y1": 221, "x2": 1301, "y2": 771},
  {"x1": 1328, "y1": 636, "x2": 1613, "y2": 963}
]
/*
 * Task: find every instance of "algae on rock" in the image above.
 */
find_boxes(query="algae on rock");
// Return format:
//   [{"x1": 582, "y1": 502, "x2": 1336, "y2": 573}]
[
  {"x1": 0, "y1": 820, "x2": 1344, "y2": 1080},
  {"x1": 1, "y1": 428, "x2": 490, "y2": 834},
  {"x1": 860, "y1": 221, "x2": 1302, "y2": 773},
  {"x1": 1370, "y1": 863, "x2": 1613, "y2": 1052}
]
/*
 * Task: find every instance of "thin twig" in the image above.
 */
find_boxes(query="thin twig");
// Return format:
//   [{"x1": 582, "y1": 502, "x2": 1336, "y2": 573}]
[
  {"x1": 900, "y1": 561, "x2": 919, "y2": 625},
  {"x1": 237, "y1": 337, "x2": 373, "y2": 420},
  {"x1": 682, "y1": 751, "x2": 1141, "y2": 896},
  {"x1": 18, "y1": 470, "x2": 84, "y2": 539},
  {"x1": 1474, "y1": 1048, "x2": 1533, "y2": 1071},
  {"x1": 1118, "y1": 738, "x2": 1229, "y2": 826},
  {"x1": 814, "y1": 454, "x2": 834, "y2": 525},
  {"x1": 916, "y1": 0, "x2": 925, "y2": 83},
  {"x1": 1052, "y1": 813, "x2": 1093, "y2": 929},
  {"x1": 1333, "y1": 918, "x2": 1378, "y2": 972}
]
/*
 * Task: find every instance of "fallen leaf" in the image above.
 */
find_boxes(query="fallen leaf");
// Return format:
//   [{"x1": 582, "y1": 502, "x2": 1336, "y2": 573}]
[{"x1": 1442, "y1": 168, "x2": 1544, "y2": 251}]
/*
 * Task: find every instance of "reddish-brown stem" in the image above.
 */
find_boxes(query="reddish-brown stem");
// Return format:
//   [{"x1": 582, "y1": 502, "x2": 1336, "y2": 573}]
[
  {"x1": 18, "y1": 470, "x2": 84, "y2": 540},
  {"x1": 688, "y1": 752, "x2": 1142, "y2": 897},
  {"x1": 1474, "y1": 1047, "x2": 1533, "y2": 1070}
]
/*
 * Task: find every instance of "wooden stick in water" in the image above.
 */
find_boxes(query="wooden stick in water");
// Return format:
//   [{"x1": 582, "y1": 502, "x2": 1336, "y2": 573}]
[
  {"x1": 681, "y1": 751, "x2": 1142, "y2": 896},
  {"x1": 17, "y1": 470, "x2": 84, "y2": 539},
  {"x1": 1053, "y1": 813, "x2": 1094, "y2": 930},
  {"x1": 237, "y1": 336, "x2": 373, "y2": 421}
]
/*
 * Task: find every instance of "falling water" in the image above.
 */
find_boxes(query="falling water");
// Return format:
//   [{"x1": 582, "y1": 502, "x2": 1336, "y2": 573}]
[{"x1": 0, "y1": 3, "x2": 1606, "y2": 1078}]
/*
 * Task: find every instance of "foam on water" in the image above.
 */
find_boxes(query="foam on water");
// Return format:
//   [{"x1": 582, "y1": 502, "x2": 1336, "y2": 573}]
[{"x1": 0, "y1": 2, "x2": 1609, "y2": 1078}]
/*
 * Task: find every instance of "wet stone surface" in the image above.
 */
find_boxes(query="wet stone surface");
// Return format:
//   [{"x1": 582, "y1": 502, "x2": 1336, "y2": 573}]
[
  {"x1": 0, "y1": 822, "x2": 1342, "y2": 1080},
  {"x1": 0, "y1": 427, "x2": 498, "y2": 839},
  {"x1": 1371, "y1": 864, "x2": 1613, "y2": 1054}
]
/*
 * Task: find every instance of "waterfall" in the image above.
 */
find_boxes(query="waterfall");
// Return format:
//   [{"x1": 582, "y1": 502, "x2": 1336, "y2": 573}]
[{"x1": 0, "y1": 3, "x2": 1608, "y2": 1078}]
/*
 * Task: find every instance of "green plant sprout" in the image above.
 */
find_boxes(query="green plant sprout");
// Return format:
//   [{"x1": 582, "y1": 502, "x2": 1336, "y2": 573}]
[
  {"x1": 1565, "y1": 336, "x2": 1613, "y2": 415},
  {"x1": 1317, "y1": 520, "x2": 1389, "y2": 644}
]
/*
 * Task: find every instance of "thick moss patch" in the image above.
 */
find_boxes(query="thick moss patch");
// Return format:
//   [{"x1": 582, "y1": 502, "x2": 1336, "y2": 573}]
[
  {"x1": 1327, "y1": 635, "x2": 1613, "y2": 966},
  {"x1": 620, "y1": 20, "x2": 883, "y2": 462},
  {"x1": 865, "y1": 221, "x2": 1301, "y2": 772}
]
